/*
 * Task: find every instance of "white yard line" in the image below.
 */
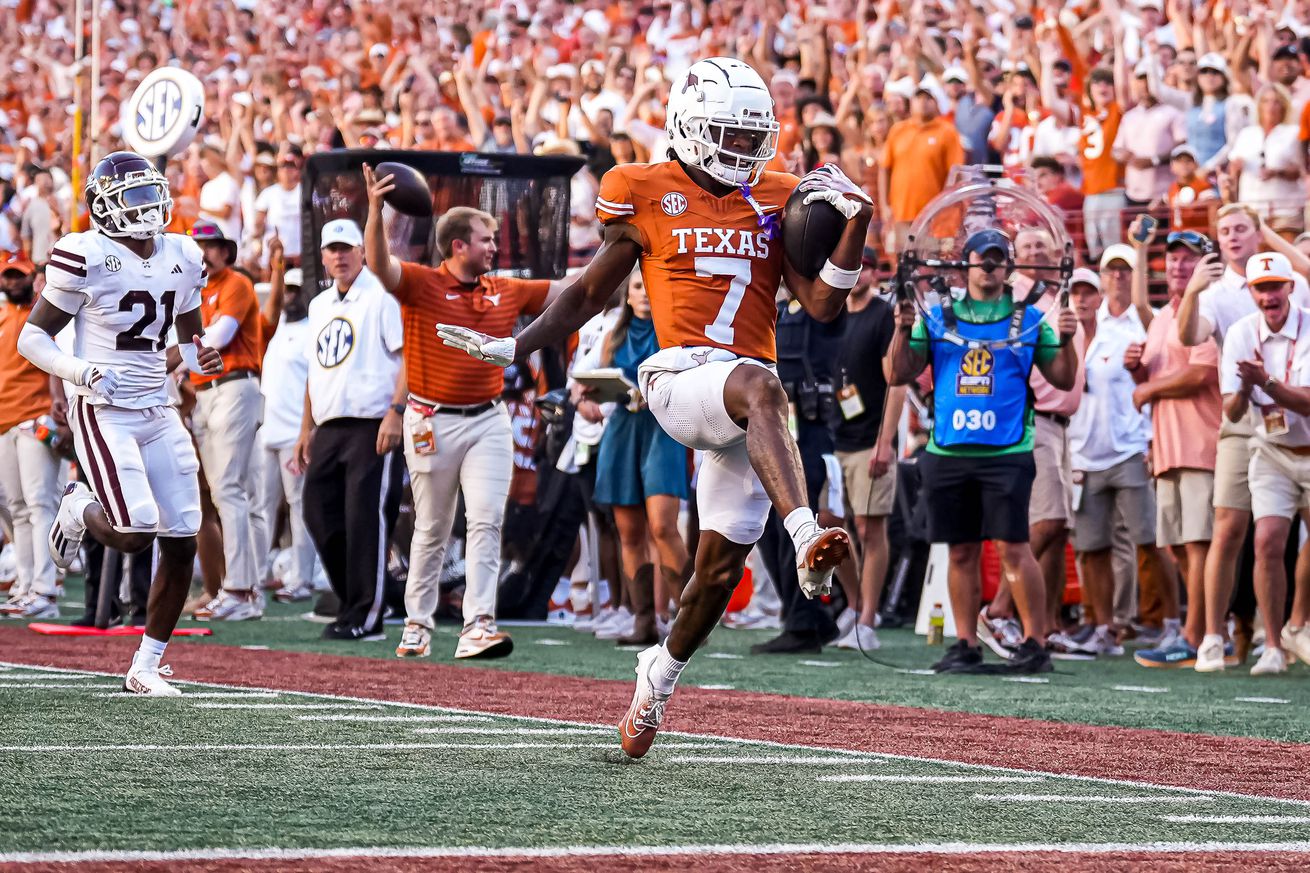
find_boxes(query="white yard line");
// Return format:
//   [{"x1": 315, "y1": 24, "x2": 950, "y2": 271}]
[
  {"x1": 976, "y1": 794, "x2": 1214, "y2": 804},
  {"x1": 1112, "y1": 685, "x2": 1170, "y2": 694},
  {"x1": 1162, "y1": 815, "x2": 1310, "y2": 825},
  {"x1": 820, "y1": 775, "x2": 1044, "y2": 784},
  {"x1": 704, "y1": 653, "x2": 743, "y2": 660},
  {"x1": 5, "y1": 841, "x2": 1310, "y2": 865},
  {"x1": 665, "y1": 755, "x2": 885, "y2": 766},
  {"x1": 297, "y1": 714, "x2": 493, "y2": 723},
  {"x1": 1236, "y1": 697, "x2": 1291, "y2": 705},
  {"x1": 797, "y1": 660, "x2": 842, "y2": 668},
  {"x1": 411, "y1": 727, "x2": 609, "y2": 736},
  {"x1": 0, "y1": 742, "x2": 646, "y2": 753},
  {"x1": 2, "y1": 660, "x2": 1308, "y2": 810},
  {"x1": 191, "y1": 703, "x2": 383, "y2": 710},
  {"x1": 0, "y1": 683, "x2": 122, "y2": 689}
]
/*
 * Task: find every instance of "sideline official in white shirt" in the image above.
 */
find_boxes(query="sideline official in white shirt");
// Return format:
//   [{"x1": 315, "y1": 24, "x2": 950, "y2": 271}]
[
  {"x1": 295, "y1": 219, "x2": 405, "y2": 641},
  {"x1": 1220, "y1": 251, "x2": 1310, "y2": 675}
]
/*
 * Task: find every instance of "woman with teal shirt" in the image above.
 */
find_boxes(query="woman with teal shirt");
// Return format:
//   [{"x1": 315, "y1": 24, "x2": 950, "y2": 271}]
[{"x1": 593, "y1": 273, "x2": 691, "y2": 646}]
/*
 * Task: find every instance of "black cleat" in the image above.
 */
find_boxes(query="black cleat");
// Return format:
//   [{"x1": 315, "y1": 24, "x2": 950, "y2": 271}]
[
  {"x1": 1005, "y1": 637, "x2": 1054, "y2": 674},
  {"x1": 932, "y1": 640, "x2": 985, "y2": 673},
  {"x1": 750, "y1": 630, "x2": 824, "y2": 655}
]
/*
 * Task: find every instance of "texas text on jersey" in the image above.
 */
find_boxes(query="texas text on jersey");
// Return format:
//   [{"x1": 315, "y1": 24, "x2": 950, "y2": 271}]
[
  {"x1": 596, "y1": 162, "x2": 799, "y2": 363},
  {"x1": 45, "y1": 230, "x2": 206, "y2": 408}
]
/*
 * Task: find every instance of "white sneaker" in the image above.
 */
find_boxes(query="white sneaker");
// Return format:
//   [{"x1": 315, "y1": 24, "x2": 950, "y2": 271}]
[
  {"x1": 977, "y1": 608, "x2": 1022, "y2": 660},
  {"x1": 575, "y1": 606, "x2": 613, "y2": 633},
  {"x1": 596, "y1": 608, "x2": 635, "y2": 640},
  {"x1": 618, "y1": 645, "x2": 671, "y2": 759},
  {"x1": 794, "y1": 525, "x2": 851, "y2": 599},
  {"x1": 1251, "y1": 646, "x2": 1290, "y2": 676},
  {"x1": 592, "y1": 606, "x2": 631, "y2": 637},
  {"x1": 273, "y1": 580, "x2": 314, "y2": 603},
  {"x1": 123, "y1": 659, "x2": 182, "y2": 696},
  {"x1": 1281, "y1": 626, "x2": 1310, "y2": 666},
  {"x1": 454, "y1": 616, "x2": 513, "y2": 659},
  {"x1": 1087, "y1": 626, "x2": 1124, "y2": 656},
  {"x1": 395, "y1": 622, "x2": 432, "y2": 658},
  {"x1": 1194, "y1": 633, "x2": 1227, "y2": 673},
  {"x1": 49, "y1": 482, "x2": 95, "y2": 570},
  {"x1": 834, "y1": 607, "x2": 858, "y2": 639},
  {"x1": 833, "y1": 623, "x2": 880, "y2": 651},
  {"x1": 10, "y1": 593, "x2": 59, "y2": 619},
  {"x1": 0, "y1": 542, "x2": 15, "y2": 584},
  {"x1": 204, "y1": 590, "x2": 264, "y2": 621}
]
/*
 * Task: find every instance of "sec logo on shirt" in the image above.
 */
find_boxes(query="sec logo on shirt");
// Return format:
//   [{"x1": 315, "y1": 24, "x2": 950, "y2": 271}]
[
  {"x1": 317, "y1": 317, "x2": 355, "y2": 368},
  {"x1": 661, "y1": 192, "x2": 688, "y2": 216},
  {"x1": 956, "y1": 347, "x2": 994, "y2": 396}
]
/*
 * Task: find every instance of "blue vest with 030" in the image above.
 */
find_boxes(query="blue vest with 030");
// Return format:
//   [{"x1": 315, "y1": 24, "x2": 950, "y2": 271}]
[{"x1": 927, "y1": 304, "x2": 1042, "y2": 449}]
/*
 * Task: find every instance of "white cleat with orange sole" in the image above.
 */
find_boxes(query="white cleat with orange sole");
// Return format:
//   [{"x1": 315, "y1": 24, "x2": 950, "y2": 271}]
[
  {"x1": 795, "y1": 526, "x2": 852, "y2": 599},
  {"x1": 619, "y1": 645, "x2": 671, "y2": 759}
]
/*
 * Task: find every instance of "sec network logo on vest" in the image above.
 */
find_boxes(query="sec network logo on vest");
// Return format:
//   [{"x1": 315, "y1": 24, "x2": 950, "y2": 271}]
[
  {"x1": 317, "y1": 317, "x2": 355, "y2": 368},
  {"x1": 957, "y1": 347, "x2": 994, "y2": 396}
]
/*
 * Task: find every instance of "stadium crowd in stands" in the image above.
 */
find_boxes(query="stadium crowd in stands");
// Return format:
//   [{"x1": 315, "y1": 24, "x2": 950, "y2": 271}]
[{"x1": 3, "y1": 0, "x2": 1310, "y2": 674}]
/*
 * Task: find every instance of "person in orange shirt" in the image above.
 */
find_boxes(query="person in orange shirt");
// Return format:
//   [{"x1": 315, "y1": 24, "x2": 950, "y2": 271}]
[
  {"x1": 1080, "y1": 67, "x2": 1126, "y2": 261},
  {"x1": 1158, "y1": 145, "x2": 1219, "y2": 232},
  {"x1": 0, "y1": 259, "x2": 62, "y2": 618},
  {"x1": 880, "y1": 87, "x2": 965, "y2": 255},
  {"x1": 362, "y1": 180, "x2": 571, "y2": 661},
  {"x1": 434, "y1": 58, "x2": 871, "y2": 758},
  {"x1": 186, "y1": 222, "x2": 267, "y2": 623}
]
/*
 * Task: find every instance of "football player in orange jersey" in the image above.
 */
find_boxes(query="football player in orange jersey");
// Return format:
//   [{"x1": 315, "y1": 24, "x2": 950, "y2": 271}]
[{"x1": 435, "y1": 57, "x2": 873, "y2": 758}]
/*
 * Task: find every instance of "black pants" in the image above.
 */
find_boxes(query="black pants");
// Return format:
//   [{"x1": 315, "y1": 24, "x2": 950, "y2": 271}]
[
  {"x1": 757, "y1": 418, "x2": 837, "y2": 637},
  {"x1": 302, "y1": 418, "x2": 403, "y2": 631}
]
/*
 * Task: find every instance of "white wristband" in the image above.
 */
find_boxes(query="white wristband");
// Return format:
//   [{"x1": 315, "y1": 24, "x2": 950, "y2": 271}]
[{"x1": 819, "y1": 259, "x2": 861, "y2": 289}]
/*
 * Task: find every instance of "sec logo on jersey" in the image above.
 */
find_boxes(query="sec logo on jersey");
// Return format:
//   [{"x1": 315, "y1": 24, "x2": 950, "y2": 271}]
[
  {"x1": 661, "y1": 192, "x2": 688, "y2": 216},
  {"x1": 317, "y1": 317, "x2": 355, "y2": 368},
  {"x1": 105, "y1": 256, "x2": 122, "y2": 273},
  {"x1": 956, "y1": 347, "x2": 994, "y2": 396}
]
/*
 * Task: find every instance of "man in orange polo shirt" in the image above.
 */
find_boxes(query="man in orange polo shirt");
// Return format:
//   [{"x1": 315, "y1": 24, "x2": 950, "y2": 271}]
[
  {"x1": 879, "y1": 87, "x2": 964, "y2": 255},
  {"x1": 363, "y1": 166, "x2": 569, "y2": 659},
  {"x1": 0, "y1": 259, "x2": 63, "y2": 618},
  {"x1": 187, "y1": 221, "x2": 267, "y2": 622}
]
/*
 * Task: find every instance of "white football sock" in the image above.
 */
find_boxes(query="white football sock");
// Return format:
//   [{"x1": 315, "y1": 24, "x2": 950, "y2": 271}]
[
  {"x1": 134, "y1": 634, "x2": 168, "y2": 672},
  {"x1": 783, "y1": 507, "x2": 818, "y2": 552},
  {"x1": 649, "y1": 644, "x2": 687, "y2": 696}
]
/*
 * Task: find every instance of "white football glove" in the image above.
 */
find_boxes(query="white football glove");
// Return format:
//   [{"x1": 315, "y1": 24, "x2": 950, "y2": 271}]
[
  {"x1": 435, "y1": 324, "x2": 516, "y2": 367},
  {"x1": 798, "y1": 163, "x2": 872, "y2": 221},
  {"x1": 81, "y1": 366, "x2": 120, "y2": 402}
]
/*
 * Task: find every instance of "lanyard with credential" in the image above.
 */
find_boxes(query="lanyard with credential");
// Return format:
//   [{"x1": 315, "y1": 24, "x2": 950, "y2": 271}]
[
  {"x1": 1260, "y1": 308, "x2": 1301, "y2": 388},
  {"x1": 1259, "y1": 309, "x2": 1300, "y2": 437}
]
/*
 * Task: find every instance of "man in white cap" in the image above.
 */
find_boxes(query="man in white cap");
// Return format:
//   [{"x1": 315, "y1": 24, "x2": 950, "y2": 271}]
[
  {"x1": 1220, "y1": 251, "x2": 1310, "y2": 674},
  {"x1": 1068, "y1": 249, "x2": 1164, "y2": 655},
  {"x1": 1179, "y1": 202, "x2": 1310, "y2": 671},
  {"x1": 294, "y1": 218, "x2": 405, "y2": 641}
]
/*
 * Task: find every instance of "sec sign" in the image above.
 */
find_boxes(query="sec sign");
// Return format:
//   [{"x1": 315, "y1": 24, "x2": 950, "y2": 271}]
[{"x1": 123, "y1": 68, "x2": 205, "y2": 158}]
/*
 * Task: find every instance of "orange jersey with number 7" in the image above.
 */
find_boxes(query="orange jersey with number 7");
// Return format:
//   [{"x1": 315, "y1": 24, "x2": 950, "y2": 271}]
[{"x1": 595, "y1": 161, "x2": 800, "y2": 363}]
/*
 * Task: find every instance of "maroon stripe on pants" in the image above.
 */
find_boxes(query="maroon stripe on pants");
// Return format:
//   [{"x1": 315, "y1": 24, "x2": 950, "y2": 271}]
[
  {"x1": 80, "y1": 397, "x2": 132, "y2": 528},
  {"x1": 72, "y1": 398, "x2": 118, "y2": 528}
]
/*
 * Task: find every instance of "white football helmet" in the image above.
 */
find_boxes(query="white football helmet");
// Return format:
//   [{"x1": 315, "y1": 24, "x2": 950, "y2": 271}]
[
  {"x1": 85, "y1": 150, "x2": 173, "y2": 240},
  {"x1": 666, "y1": 57, "x2": 780, "y2": 187}
]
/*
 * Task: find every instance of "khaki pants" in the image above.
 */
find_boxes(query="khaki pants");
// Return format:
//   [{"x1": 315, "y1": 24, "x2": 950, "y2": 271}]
[
  {"x1": 403, "y1": 404, "x2": 513, "y2": 629},
  {"x1": 0, "y1": 427, "x2": 60, "y2": 598},
  {"x1": 193, "y1": 377, "x2": 265, "y2": 590}
]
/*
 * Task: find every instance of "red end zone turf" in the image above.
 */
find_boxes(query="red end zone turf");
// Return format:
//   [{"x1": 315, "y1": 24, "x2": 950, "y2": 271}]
[{"x1": 27, "y1": 623, "x2": 213, "y2": 637}]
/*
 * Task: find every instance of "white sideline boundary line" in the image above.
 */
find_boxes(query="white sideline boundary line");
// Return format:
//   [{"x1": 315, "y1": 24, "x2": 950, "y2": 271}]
[
  {"x1": 296, "y1": 714, "x2": 493, "y2": 723},
  {"x1": 191, "y1": 703, "x2": 384, "y2": 710},
  {"x1": 665, "y1": 755, "x2": 886, "y2": 766},
  {"x1": 821, "y1": 775, "x2": 1043, "y2": 784},
  {"x1": 0, "y1": 739, "x2": 728, "y2": 749},
  {"x1": 2, "y1": 660, "x2": 1308, "y2": 810},
  {"x1": 411, "y1": 727, "x2": 609, "y2": 736},
  {"x1": 976, "y1": 794, "x2": 1215, "y2": 804},
  {"x1": 5, "y1": 840, "x2": 1310, "y2": 865},
  {"x1": 1162, "y1": 815, "x2": 1310, "y2": 825}
]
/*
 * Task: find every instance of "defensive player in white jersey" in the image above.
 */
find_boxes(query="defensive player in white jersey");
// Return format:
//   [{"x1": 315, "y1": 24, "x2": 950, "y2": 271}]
[{"x1": 18, "y1": 151, "x2": 223, "y2": 696}]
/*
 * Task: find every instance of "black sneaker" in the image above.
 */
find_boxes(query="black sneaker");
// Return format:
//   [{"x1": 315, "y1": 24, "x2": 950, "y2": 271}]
[
  {"x1": 932, "y1": 640, "x2": 985, "y2": 673},
  {"x1": 750, "y1": 630, "x2": 824, "y2": 655},
  {"x1": 322, "y1": 622, "x2": 386, "y2": 642},
  {"x1": 1006, "y1": 637, "x2": 1054, "y2": 674}
]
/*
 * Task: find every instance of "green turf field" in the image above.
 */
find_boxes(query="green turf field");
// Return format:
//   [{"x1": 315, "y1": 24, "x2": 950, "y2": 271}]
[
  {"x1": 1, "y1": 660, "x2": 1308, "y2": 858},
  {"x1": 29, "y1": 576, "x2": 1310, "y2": 745}
]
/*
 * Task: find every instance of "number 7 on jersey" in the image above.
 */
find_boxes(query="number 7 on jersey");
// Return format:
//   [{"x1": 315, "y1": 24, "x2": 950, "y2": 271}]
[{"x1": 695, "y1": 256, "x2": 751, "y2": 345}]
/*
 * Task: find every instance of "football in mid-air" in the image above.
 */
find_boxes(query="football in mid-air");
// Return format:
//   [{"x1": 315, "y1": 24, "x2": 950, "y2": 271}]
[
  {"x1": 375, "y1": 161, "x2": 433, "y2": 217},
  {"x1": 782, "y1": 185, "x2": 845, "y2": 280}
]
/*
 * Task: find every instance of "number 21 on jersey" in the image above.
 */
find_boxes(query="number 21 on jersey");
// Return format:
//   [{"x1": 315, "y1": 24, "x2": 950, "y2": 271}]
[{"x1": 115, "y1": 290, "x2": 176, "y2": 352}]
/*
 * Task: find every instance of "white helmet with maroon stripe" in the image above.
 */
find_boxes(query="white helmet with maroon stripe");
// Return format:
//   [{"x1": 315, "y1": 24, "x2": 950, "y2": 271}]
[{"x1": 666, "y1": 57, "x2": 780, "y2": 187}]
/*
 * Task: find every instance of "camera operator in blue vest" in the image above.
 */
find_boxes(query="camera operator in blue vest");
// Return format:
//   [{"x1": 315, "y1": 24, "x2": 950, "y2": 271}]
[{"x1": 889, "y1": 229, "x2": 1079, "y2": 674}]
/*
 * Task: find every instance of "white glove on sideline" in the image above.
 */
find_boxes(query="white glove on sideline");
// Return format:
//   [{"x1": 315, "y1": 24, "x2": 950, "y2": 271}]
[{"x1": 435, "y1": 324, "x2": 517, "y2": 367}]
